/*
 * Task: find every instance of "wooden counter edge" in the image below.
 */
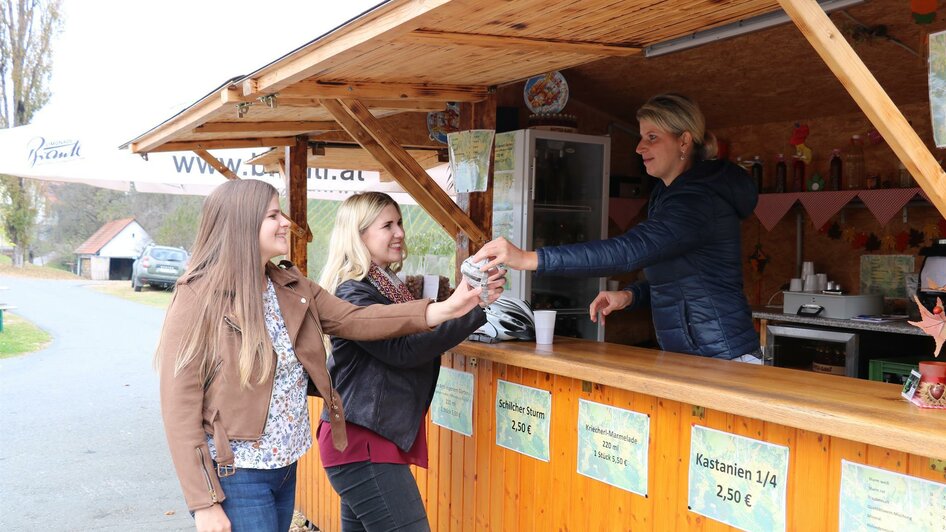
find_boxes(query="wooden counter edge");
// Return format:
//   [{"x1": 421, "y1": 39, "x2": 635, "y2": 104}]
[{"x1": 451, "y1": 337, "x2": 946, "y2": 461}]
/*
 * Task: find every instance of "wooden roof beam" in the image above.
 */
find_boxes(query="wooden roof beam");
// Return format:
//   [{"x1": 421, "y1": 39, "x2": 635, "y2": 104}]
[
  {"x1": 275, "y1": 80, "x2": 488, "y2": 102},
  {"x1": 146, "y1": 137, "x2": 296, "y2": 153},
  {"x1": 242, "y1": 0, "x2": 454, "y2": 97},
  {"x1": 320, "y1": 97, "x2": 488, "y2": 245},
  {"x1": 779, "y1": 0, "x2": 946, "y2": 216},
  {"x1": 272, "y1": 97, "x2": 446, "y2": 112},
  {"x1": 401, "y1": 29, "x2": 641, "y2": 56},
  {"x1": 195, "y1": 121, "x2": 342, "y2": 134}
]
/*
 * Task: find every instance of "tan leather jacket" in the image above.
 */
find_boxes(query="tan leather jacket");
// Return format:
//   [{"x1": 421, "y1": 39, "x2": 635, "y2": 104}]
[{"x1": 157, "y1": 261, "x2": 431, "y2": 511}]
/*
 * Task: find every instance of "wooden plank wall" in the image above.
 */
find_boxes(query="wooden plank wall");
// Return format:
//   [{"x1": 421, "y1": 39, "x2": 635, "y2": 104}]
[{"x1": 296, "y1": 353, "x2": 946, "y2": 531}]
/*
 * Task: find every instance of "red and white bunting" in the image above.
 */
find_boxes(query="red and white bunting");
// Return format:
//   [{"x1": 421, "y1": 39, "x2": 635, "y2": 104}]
[
  {"x1": 857, "y1": 188, "x2": 922, "y2": 226},
  {"x1": 755, "y1": 193, "x2": 802, "y2": 231},
  {"x1": 798, "y1": 190, "x2": 858, "y2": 229}
]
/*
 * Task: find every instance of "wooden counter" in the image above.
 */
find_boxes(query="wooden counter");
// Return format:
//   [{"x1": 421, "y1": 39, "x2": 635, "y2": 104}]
[{"x1": 296, "y1": 338, "x2": 946, "y2": 531}]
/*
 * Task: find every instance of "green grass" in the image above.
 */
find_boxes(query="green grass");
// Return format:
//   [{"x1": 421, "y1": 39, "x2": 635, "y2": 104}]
[
  {"x1": 0, "y1": 312, "x2": 52, "y2": 358},
  {"x1": 88, "y1": 281, "x2": 173, "y2": 309}
]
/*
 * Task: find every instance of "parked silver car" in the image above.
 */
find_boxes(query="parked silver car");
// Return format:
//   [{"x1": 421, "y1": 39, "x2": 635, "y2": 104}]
[{"x1": 131, "y1": 245, "x2": 188, "y2": 291}]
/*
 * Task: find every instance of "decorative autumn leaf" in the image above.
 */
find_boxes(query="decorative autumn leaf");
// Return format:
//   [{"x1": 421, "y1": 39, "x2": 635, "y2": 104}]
[
  {"x1": 852, "y1": 232, "x2": 869, "y2": 249},
  {"x1": 908, "y1": 296, "x2": 946, "y2": 357},
  {"x1": 909, "y1": 229, "x2": 926, "y2": 248},
  {"x1": 895, "y1": 231, "x2": 910, "y2": 252},
  {"x1": 827, "y1": 222, "x2": 843, "y2": 240},
  {"x1": 865, "y1": 233, "x2": 881, "y2": 252}
]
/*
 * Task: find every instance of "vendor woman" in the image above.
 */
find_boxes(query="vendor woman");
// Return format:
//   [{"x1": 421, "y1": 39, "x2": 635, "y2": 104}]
[{"x1": 473, "y1": 93, "x2": 761, "y2": 362}]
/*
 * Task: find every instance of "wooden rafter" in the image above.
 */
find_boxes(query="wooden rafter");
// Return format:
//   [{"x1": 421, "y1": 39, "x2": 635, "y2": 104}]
[
  {"x1": 270, "y1": 98, "x2": 446, "y2": 112},
  {"x1": 401, "y1": 29, "x2": 640, "y2": 56},
  {"x1": 320, "y1": 98, "x2": 488, "y2": 245},
  {"x1": 191, "y1": 149, "x2": 310, "y2": 240},
  {"x1": 276, "y1": 80, "x2": 488, "y2": 102},
  {"x1": 145, "y1": 137, "x2": 297, "y2": 153},
  {"x1": 242, "y1": 0, "x2": 454, "y2": 97},
  {"x1": 779, "y1": 0, "x2": 946, "y2": 216},
  {"x1": 195, "y1": 121, "x2": 341, "y2": 133}
]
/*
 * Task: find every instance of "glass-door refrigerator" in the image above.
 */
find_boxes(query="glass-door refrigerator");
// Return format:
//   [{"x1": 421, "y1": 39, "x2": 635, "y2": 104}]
[{"x1": 491, "y1": 129, "x2": 610, "y2": 341}]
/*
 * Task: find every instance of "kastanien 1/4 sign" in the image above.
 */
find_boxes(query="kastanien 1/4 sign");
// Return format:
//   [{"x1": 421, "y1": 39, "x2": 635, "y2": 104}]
[{"x1": 687, "y1": 425, "x2": 789, "y2": 532}]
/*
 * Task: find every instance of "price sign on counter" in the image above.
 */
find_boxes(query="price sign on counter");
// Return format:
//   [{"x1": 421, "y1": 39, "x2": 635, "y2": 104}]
[
  {"x1": 576, "y1": 399, "x2": 650, "y2": 496},
  {"x1": 840, "y1": 460, "x2": 946, "y2": 531},
  {"x1": 430, "y1": 367, "x2": 474, "y2": 436},
  {"x1": 495, "y1": 379, "x2": 551, "y2": 461},
  {"x1": 687, "y1": 425, "x2": 789, "y2": 532}
]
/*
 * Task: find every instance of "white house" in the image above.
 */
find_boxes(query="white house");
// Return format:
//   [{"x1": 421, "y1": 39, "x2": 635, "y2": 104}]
[{"x1": 74, "y1": 218, "x2": 150, "y2": 280}]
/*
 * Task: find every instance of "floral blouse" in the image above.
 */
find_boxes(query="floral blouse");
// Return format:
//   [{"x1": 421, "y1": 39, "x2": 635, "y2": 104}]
[{"x1": 208, "y1": 277, "x2": 311, "y2": 469}]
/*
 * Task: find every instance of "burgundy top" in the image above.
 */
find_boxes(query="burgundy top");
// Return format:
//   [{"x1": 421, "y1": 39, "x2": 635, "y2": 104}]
[{"x1": 317, "y1": 419, "x2": 427, "y2": 468}]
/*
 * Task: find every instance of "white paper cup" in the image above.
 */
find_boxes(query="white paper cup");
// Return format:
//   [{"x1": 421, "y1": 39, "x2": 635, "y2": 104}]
[
  {"x1": 816, "y1": 273, "x2": 828, "y2": 291},
  {"x1": 534, "y1": 310, "x2": 556, "y2": 345},
  {"x1": 789, "y1": 278, "x2": 803, "y2": 292},
  {"x1": 423, "y1": 274, "x2": 440, "y2": 300},
  {"x1": 804, "y1": 274, "x2": 818, "y2": 292}
]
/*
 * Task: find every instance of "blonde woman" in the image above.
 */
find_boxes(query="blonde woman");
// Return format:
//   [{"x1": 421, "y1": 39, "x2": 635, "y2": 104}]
[
  {"x1": 474, "y1": 94, "x2": 760, "y2": 362},
  {"x1": 156, "y1": 180, "x2": 487, "y2": 532},
  {"x1": 318, "y1": 192, "x2": 502, "y2": 531}
]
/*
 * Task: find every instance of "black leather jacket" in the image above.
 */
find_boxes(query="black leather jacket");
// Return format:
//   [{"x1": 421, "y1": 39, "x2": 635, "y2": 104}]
[{"x1": 323, "y1": 278, "x2": 486, "y2": 451}]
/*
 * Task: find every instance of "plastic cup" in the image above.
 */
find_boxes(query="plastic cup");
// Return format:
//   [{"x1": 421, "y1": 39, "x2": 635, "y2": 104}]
[
  {"x1": 534, "y1": 310, "x2": 557, "y2": 345},
  {"x1": 789, "y1": 278, "x2": 803, "y2": 292},
  {"x1": 423, "y1": 274, "x2": 440, "y2": 300}
]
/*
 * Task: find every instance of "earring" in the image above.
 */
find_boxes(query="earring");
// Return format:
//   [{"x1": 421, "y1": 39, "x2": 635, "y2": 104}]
[{"x1": 680, "y1": 152, "x2": 686, "y2": 161}]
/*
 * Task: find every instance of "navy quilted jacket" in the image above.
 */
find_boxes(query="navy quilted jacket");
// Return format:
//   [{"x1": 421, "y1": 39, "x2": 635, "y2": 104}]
[{"x1": 536, "y1": 159, "x2": 759, "y2": 359}]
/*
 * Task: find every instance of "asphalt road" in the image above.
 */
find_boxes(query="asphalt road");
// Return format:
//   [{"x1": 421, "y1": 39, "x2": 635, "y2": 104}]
[{"x1": 0, "y1": 277, "x2": 192, "y2": 531}]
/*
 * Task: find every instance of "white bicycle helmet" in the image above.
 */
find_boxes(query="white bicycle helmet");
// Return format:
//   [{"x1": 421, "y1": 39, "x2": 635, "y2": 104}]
[{"x1": 472, "y1": 296, "x2": 535, "y2": 341}]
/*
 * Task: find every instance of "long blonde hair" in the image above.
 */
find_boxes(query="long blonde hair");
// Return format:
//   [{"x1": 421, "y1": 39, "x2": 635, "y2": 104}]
[
  {"x1": 156, "y1": 179, "x2": 276, "y2": 388},
  {"x1": 318, "y1": 192, "x2": 406, "y2": 295},
  {"x1": 637, "y1": 93, "x2": 718, "y2": 161}
]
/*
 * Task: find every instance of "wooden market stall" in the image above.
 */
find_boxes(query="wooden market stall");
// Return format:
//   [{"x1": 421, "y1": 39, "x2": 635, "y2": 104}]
[{"x1": 125, "y1": 1, "x2": 946, "y2": 530}]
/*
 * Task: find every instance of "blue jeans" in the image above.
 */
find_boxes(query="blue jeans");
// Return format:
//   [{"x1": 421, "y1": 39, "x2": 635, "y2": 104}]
[
  {"x1": 324, "y1": 461, "x2": 430, "y2": 532},
  {"x1": 216, "y1": 462, "x2": 297, "y2": 532}
]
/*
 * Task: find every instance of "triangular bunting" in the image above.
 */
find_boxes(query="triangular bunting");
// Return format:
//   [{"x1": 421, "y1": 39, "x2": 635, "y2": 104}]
[
  {"x1": 608, "y1": 198, "x2": 648, "y2": 231},
  {"x1": 754, "y1": 193, "x2": 801, "y2": 231},
  {"x1": 857, "y1": 188, "x2": 922, "y2": 226},
  {"x1": 797, "y1": 190, "x2": 858, "y2": 230}
]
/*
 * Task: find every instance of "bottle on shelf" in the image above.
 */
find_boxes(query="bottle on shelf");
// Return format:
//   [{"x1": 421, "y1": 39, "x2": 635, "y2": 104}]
[
  {"x1": 751, "y1": 155, "x2": 764, "y2": 192},
  {"x1": 844, "y1": 134, "x2": 865, "y2": 190},
  {"x1": 898, "y1": 162, "x2": 913, "y2": 188},
  {"x1": 828, "y1": 149, "x2": 843, "y2": 191},
  {"x1": 774, "y1": 154, "x2": 787, "y2": 193},
  {"x1": 791, "y1": 154, "x2": 806, "y2": 192}
]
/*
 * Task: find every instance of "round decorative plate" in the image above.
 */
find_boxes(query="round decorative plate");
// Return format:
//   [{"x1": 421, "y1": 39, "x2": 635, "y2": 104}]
[
  {"x1": 426, "y1": 102, "x2": 460, "y2": 144},
  {"x1": 524, "y1": 71, "x2": 569, "y2": 114}
]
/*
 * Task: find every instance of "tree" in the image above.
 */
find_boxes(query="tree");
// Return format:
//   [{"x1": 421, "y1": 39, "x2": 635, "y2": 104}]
[{"x1": 0, "y1": 0, "x2": 62, "y2": 266}]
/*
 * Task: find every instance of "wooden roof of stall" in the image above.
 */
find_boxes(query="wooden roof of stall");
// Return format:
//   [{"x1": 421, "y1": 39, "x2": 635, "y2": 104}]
[
  {"x1": 124, "y1": 0, "x2": 946, "y2": 241},
  {"x1": 125, "y1": 0, "x2": 783, "y2": 154}
]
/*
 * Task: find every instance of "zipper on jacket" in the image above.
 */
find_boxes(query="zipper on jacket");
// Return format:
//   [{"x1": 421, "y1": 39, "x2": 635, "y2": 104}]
[{"x1": 195, "y1": 447, "x2": 219, "y2": 504}]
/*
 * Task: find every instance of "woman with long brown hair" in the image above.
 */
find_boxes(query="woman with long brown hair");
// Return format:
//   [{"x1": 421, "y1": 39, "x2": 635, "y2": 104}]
[{"x1": 156, "y1": 179, "x2": 491, "y2": 532}]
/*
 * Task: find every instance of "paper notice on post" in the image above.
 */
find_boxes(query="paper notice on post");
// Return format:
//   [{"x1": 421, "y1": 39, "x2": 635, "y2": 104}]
[{"x1": 447, "y1": 129, "x2": 494, "y2": 193}]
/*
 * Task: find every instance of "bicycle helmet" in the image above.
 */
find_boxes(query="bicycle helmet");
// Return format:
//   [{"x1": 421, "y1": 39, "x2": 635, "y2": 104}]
[{"x1": 472, "y1": 296, "x2": 536, "y2": 341}]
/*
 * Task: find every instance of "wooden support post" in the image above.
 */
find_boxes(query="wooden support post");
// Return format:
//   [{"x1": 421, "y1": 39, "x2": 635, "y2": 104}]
[
  {"x1": 456, "y1": 92, "x2": 497, "y2": 280},
  {"x1": 320, "y1": 98, "x2": 488, "y2": 244},
  {"x1": 779, "y1": 0, "x2": 946, "y2": 216},
  {"x1": 286, "y1": 136, "x2": 310, "y2": 275}
]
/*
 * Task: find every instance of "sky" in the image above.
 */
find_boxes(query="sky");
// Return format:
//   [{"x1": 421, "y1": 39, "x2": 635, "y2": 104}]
[{"x1": 32, "y1": 0, "x2": 384, "y2": 144}]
